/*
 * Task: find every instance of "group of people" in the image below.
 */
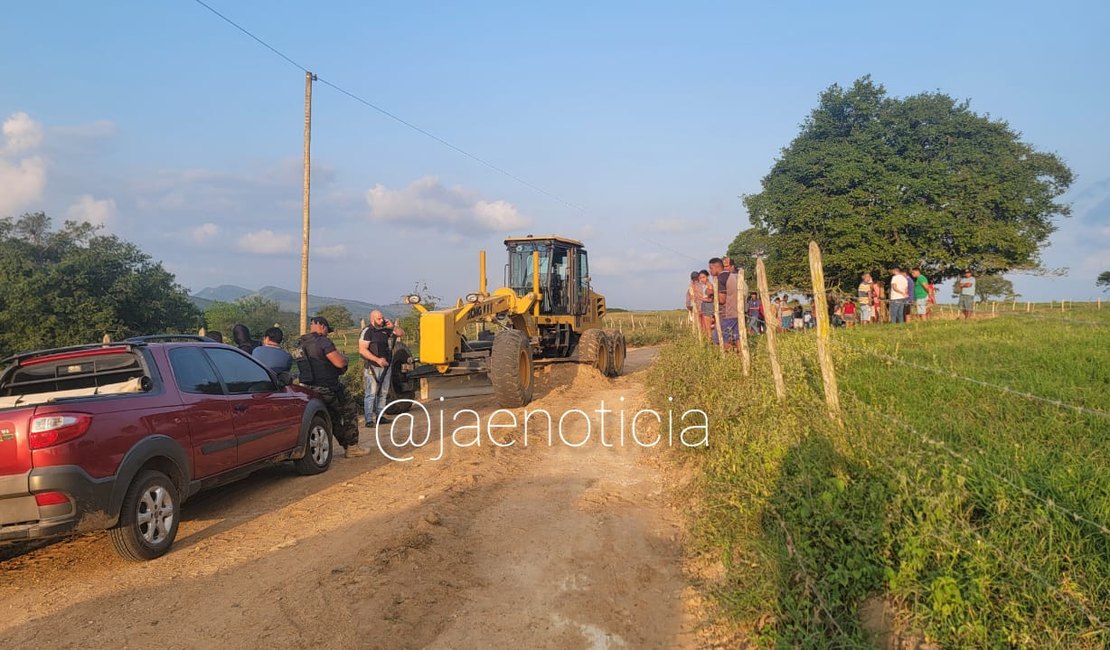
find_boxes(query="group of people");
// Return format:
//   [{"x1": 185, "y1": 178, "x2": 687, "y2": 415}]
[
  {"x1": 206, "y1": 311, "x2": 406, "y2": 459},
  {"x1": 685, "y1": 260, "x2": 979, "y2": 336}
]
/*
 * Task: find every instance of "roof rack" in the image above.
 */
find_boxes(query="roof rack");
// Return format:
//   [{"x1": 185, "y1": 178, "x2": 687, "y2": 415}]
[
  {"x1": 1, "y1": 342, "x2": 139, "y2": 367},
  {"x1": 124, "y1": 335, "x2": 217, "y2": 344}
]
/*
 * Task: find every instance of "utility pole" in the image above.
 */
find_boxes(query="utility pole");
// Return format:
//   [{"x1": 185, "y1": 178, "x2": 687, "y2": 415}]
[{"x1": 300, "y1": 71, "x2": 316, "y2": 335}]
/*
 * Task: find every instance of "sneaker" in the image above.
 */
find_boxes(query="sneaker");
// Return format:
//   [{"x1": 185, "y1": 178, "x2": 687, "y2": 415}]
[{"x1": 345, "y1": 445, "x2": 370, "y2": 458}]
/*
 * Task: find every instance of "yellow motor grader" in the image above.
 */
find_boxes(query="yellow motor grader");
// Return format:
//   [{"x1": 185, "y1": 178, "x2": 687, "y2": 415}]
[{"x1": 398, "y1": 235, "x2": 625, "y2": 408}]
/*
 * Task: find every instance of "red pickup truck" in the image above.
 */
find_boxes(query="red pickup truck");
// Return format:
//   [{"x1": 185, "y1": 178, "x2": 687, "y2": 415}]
[{"x1": 0, "y1": 336, "x2": 334, "y2": 560}]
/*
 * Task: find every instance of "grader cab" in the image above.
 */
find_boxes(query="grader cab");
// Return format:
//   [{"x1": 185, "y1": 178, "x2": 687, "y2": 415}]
[{"x1": 399, "y1": 236, "x2": 626, "y2": 408}]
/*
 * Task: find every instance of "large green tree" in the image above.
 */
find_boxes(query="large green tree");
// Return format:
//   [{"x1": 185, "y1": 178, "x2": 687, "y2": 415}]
[
  {"x1": 314, "y1": 304, "x2": 354, "y2": 330},
  {"x1": 742, "y1": 76, "x2": 1073, "y2": 290},
  {"x1": 0, "y1": 212, "x2": 201, "y2": 356}
]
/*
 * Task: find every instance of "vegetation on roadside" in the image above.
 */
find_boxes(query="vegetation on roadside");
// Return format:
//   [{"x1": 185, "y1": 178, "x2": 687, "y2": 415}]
[
  {"x1": 0, "y1": 212, "x2": 200, "y2": 356},
  {"x1": 647, "y1": 309, "x2": 1110, "y2": 647}
]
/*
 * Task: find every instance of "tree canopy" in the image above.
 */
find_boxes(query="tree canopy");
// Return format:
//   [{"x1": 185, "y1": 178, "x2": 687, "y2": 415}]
[
  {"x1": 204, "y1": 295, "x2": 295, "y2": 338},
  {"x1": 315, "y1": 304, "x2": 354, "y2": 330},
  {"x1": 1097, "y1": 271, "x2": 1110, "y2": 292},
  {"x1": 742, "y1": 76, "x2": 1073, "y2": 290},
  {"x1": 0, "y1": 212, "x2": 201, "y2": 356}
]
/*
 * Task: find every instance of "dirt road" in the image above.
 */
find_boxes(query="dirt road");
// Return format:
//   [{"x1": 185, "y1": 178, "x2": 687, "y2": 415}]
[{"x1": 0, "y1": 347, "x2": 710, "y2": 648}]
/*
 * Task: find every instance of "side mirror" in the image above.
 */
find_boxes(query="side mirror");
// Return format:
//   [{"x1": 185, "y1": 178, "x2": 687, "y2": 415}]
[{"x1": 139, "y1": 376, "x2": 153, "y2": 392}]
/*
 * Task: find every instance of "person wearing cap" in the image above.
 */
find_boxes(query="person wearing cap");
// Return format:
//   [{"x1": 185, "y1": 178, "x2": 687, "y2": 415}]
[
  {"x1": 295, "y1": 316, "x2": 365, "y2": 458},
  {"x1": 956, "y1": 269, "x2": 976, "y2": 319}
]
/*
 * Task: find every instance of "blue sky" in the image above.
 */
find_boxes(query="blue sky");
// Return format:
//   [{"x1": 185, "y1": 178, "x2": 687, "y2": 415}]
[{"x1": 2, "y1": 0, "x2": 1108, "y2": 309}]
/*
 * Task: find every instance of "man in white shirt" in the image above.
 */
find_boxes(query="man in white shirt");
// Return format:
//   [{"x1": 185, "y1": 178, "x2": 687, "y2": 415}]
[{"x1": 889, "y1": 267, "x2": 909, "y2": 324}]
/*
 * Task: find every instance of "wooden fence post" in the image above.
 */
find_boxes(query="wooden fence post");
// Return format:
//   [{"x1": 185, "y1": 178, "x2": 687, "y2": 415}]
[
  {"x1": 737, "y1": 269, "x2": 752, "y2": 377},
  {"x1": 755, "y1": 258, "x2": 785, "y2": 401},
  {"x1": 1012, "y1": 297, "x2": 1017, "y2": 311},
  {"x1": 1026, "y1": 301, "x2": 1031, "y2": 312},
  {"x1": 808, "y1": 242, "x2": 841, "y2": 424},
  {"x1": 713, "y1": 275, "x2": 725, "y2": 353}
]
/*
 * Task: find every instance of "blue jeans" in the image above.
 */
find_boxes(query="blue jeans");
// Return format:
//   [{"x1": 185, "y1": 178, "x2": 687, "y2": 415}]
[
  {"x1": 889, "y1": 299, "x2": 906, "y2": 323},
  {"x1": 363, "y1": 364, "x2": 393, "y2": 420}
]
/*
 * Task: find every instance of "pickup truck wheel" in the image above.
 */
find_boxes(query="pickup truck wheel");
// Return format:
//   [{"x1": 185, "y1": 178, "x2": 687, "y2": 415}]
[
  {"x1": 294, "y1": 415, "x2": 332, "y2": 475},
  {"x1": 109, "y1": 470, "x2": 179, "y2": 561}
]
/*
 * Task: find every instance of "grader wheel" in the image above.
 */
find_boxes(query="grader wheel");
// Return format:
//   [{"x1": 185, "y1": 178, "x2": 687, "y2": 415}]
[
  {"x1": 576, "y1": 328, "x2": 609, "y2": 375},
  {"x1": 602, "y1": 328, "x2": 626, "y2": 377},
  {"x1": 490, "y1": 329, "x2": 534, "y2": 408}
]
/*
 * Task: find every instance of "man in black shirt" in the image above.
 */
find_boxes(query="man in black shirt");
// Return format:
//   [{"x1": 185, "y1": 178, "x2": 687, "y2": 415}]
[
  {"x1": 296, "y1": 316, "x2": 365, "y2": 458},
  {"x1": 359, "y1": 310, "x2": 405, "y2": 426}
]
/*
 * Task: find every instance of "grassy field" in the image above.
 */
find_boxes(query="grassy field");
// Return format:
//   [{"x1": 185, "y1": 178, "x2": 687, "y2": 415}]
[{"x1": 646, "y1": 306, "x2": 1110, "y2": 647}]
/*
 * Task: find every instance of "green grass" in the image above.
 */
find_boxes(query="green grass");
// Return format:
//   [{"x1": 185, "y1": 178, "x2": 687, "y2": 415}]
[
  {"x1": 601, "y1": 309, "x2": 692, "y2": 347},
  {"x1": 647, "y1": 312, "x2": 1110, "y2": 647}
]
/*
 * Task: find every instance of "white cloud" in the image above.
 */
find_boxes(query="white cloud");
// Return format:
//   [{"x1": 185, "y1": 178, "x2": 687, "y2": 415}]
[
  {"x1": 366, "y1": 176, "x2": 530, "y2": 235},
  {"x1": 190, "y1": 222, "x2": 221, "y2": 243},
  {"x1": 315, "y1": 244, "x2": 347, "y2": 259},
  {"x1": 0, "y1": 112, "x2": 47, "y2": 215},
  {"x1": 2, "y1": 112, "x2": 43, "y2": 155},
  {"x1": 238, "y1": 229, "x2": 295, "y2": 255},
  {"x1": 65, "y1": 194, "x2": 117, "y2": 227}
]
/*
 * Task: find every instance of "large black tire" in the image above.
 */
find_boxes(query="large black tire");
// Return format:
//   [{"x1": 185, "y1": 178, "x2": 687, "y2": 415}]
[
  {"x1": 108, "y1": 470, "x2": 180, "y2": 561},
  {"x1": 602, "y1": 328, "x2": 626, "y2": 377},
  {"x1": 490, "y1": 329, "x2": 534, "y2": 408},
  {"x1": 576, "y1": 328, "x2": 610, "y2": 374},
  {"x1": 294, "y1": 415, "x2": 333, "y2": 475},
  {"x1": 384, "y1": 344, "x2": 416, "y2": 415}
]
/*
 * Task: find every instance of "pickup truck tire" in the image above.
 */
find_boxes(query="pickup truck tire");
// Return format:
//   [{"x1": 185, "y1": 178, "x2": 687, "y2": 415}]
[
  {"x1": 294, "y1": 415, "x2": 333, "y2": 475},
  {"x1": 109, "y1": 469, "x2": 180, "y2": 561}
]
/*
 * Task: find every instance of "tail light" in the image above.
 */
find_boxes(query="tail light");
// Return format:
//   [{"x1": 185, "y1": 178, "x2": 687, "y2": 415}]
[
  {"x1": 29, "y1": 414, "x2": 92, "y2": 449},
  {"x1": 35, "y1": 491, "x2": 69, "y2": 506}
]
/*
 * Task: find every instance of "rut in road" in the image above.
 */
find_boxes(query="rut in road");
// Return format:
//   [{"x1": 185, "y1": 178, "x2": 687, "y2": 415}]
[{"x1": 0, "y1": 347, "x2": 713, "y2": 649}]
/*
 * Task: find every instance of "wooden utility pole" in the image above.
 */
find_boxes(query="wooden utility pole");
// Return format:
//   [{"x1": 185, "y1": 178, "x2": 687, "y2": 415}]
[
  {"x1": 300, "y1": 71, "x2": 316, "y2": 335},
  {"x1": 756, "y1": 258, "x2": 785, "y2": 401},
  {"x1": 736, "y1": 269, "x2": 751, "y2": 376},
  {"x1": 808, "y1": 242, "x2": 841, "y2": 424}
]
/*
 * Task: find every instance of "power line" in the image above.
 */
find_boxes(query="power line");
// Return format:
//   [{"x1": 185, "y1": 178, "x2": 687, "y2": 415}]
[
  {"x1": 189, "y1": 0, "x2": 720, "y2": 266},
  {"x1": 189, "y1": 0, "x2": 583, "y2": 214}
]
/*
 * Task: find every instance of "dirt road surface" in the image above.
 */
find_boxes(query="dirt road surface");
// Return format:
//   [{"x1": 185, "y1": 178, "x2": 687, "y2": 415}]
[{"x1": 0, "y1": 347, "x2": 717, "y2": 649}]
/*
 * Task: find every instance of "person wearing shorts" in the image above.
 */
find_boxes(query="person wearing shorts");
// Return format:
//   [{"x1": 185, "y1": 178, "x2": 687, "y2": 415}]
[
  {"x1": 956, "y1": 269, "x2": 976, "y2": 319},
  {"x1": 911, "y1": 268, "x2": 930, "y2": 319}
]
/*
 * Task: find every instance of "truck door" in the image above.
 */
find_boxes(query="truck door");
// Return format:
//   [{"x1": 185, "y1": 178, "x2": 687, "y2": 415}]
[
  {"x1": 203, "y1": 347, "x2": 301, "y2": 463},
  {"x1": 167, "y1": 347, "x2": 238, "y2": 477}
]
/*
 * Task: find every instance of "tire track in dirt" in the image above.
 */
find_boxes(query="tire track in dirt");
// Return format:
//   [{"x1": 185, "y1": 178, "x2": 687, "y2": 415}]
[{"x1": 0, "y1": 347, "x2": 710, "y2": 648}]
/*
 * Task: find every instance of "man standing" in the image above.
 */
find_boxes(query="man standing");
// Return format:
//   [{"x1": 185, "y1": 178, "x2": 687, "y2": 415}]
[
  {"x1": 253, "y1": 326, "x2": 293, "y2": 374},
  {"x1": 685, "y1": 271, "x2": 699, "y2": 326},
  {"x1": 957, "y1": 269, "x2": 976, "y2": 319},
  {"x1": 296, "y1": 316, "x2": 366, "y2": 458},
  {"x1": 857, "y1": 273, "x2": 876, "y2": 324},
  {"x1": 359, "y1": 310, "x2": 406, "y2": 426},
  {"x1": 910, "y1": 268, "x2": 930, "y2": 321},
  {"x1": 712, "y1": 259, "x2": 740, "y2": 350},
  {"x1": 889, "y1": 267, "x2": 909, "y2": 324}
]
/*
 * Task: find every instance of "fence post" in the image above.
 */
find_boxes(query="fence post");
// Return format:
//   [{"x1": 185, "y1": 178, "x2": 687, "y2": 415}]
[
  {"x1": 992, "y1": 302, "x2": 997, "y2": 315},
  {"x1": 1012, "y1": 297, "x2": 1017, "y2": 311},
  {"x1": 1026, "y1": 301, "x2": 1031, "y2": 312},
  {"x1": 808, "y1": 242, "x2": 841, "y2": 424},
  {"x1": 737, "y1": 269, "x2": 752, "y2": 377},
  {"x1": 756, "y1": 258, "x2": 785, "y2": 401},
  {"x1": 713, "y1": 275, "x2": 725, "y2": 353}
]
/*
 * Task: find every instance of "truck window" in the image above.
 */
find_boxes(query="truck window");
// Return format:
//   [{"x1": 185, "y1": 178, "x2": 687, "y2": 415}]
[
  {"x1": 168, "y1": 348, "x2": 224, "y2": 395},
  {"x1": 205, "y1": 348, "x2": 276, "y2": 394},
  {"x1": 1, "y1": 350, "x2": 144, "y2": 397}
]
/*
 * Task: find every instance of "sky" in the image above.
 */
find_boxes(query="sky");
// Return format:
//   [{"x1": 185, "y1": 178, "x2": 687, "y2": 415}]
[{"x1": 2, "y1": 0, "x2": 1109, "y2": 309}]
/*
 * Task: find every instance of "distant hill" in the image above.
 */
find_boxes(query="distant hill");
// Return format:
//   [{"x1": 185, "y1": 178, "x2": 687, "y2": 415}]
[{"x1": 190, "y1": 285, "x2": 407, "y2": 319}]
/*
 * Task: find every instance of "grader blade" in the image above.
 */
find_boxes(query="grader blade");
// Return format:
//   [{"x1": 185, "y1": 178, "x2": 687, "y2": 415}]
[{"x1": 419, "y1": 372, "x2": 495, "y2": 400}]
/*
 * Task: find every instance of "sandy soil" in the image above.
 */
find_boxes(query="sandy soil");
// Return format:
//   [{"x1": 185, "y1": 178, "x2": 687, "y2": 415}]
[{"x1": 0, "y1": 347, "x2": 722, "y2": 649}]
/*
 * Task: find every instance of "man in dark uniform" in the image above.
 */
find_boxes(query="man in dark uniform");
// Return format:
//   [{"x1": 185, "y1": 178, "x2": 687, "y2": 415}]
[{"x1": 295, "y1": 316, "x2": 367, "y2": 458}]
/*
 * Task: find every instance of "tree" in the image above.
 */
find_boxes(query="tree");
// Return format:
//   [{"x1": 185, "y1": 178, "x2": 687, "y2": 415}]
[
  {"x1": 1097, "y1": 271, "x2": 1110, "y2": 292},
  {"x1": 967, "y1": 274, "x2": 1017, "y2": 303},
  {"x1": 204, "y1": 295, "x2": 292, "y2": 337},
  {"x1": 742, "y1": 76, "x2": 1073, "y2": 291},
  {"x1": 0, "y1": 213, "x2": 201, "y2": 356},
  {"x1": 315, "y1": 304, "x2": 353, "y2": 330}
]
